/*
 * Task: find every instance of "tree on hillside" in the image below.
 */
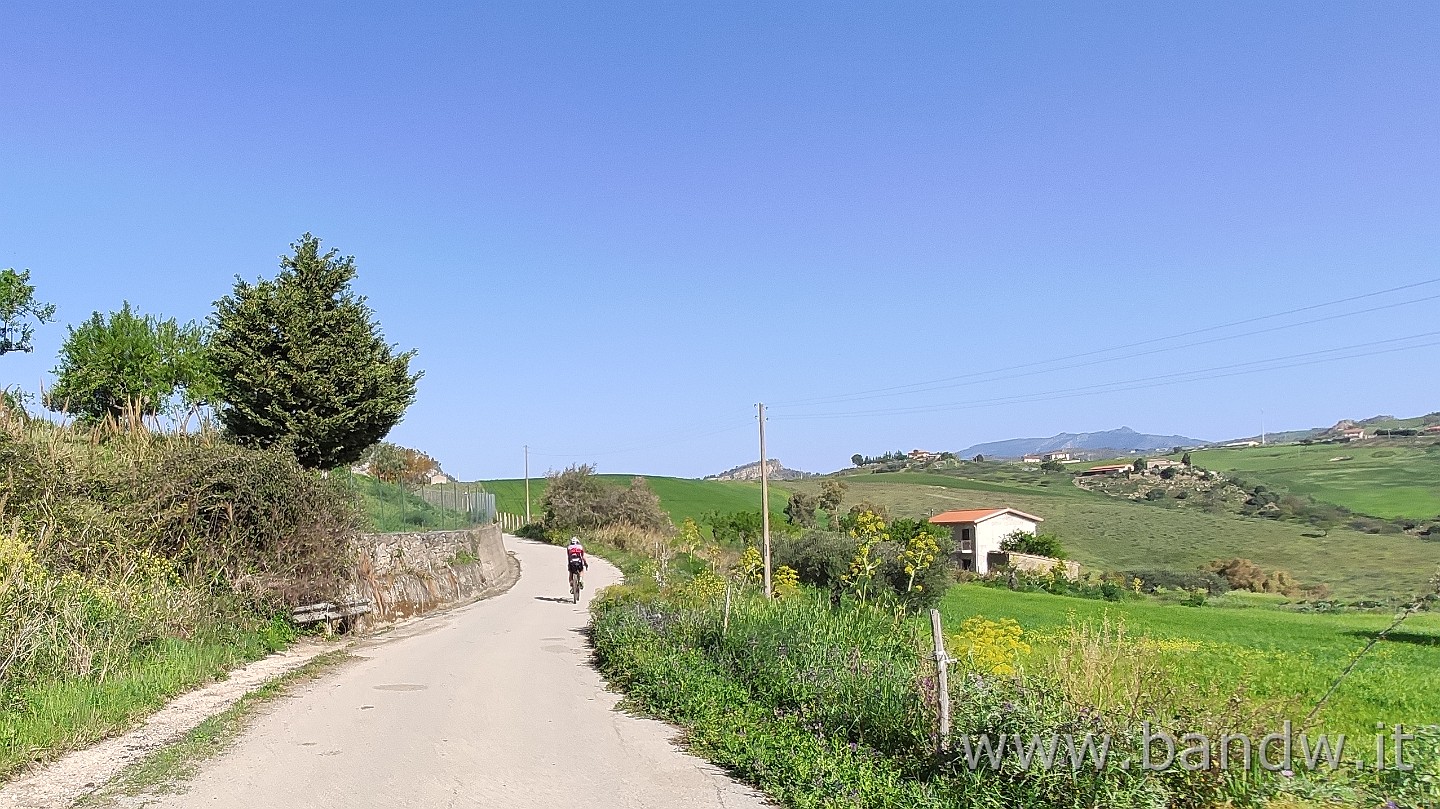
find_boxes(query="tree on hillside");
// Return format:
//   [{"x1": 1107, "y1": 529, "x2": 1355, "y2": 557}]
[
  {"x1": 1181, "y1": 452, "x2": 1193, "y2": 467},
  {"x1": 851, "y1": 453, "x2": 864, "y2": 467},
  {"x1": 210, "y1": 234, "x2": 420, "y2": 469},
  {"x1": 360, "y1": 441, "x2": 440, "y2": 486},
  {"x1": 0, "y1": 268, "x2": 57, "y2": 356},
  {"x1": 45, "y1": 303, "x2": 214, "y2": 424},
  {"x1": 817, "y1": 479, "x2": 847, "y2": 515},
  {"x1": 784, "y1": 491, "x2": 819, "y2": 527}
]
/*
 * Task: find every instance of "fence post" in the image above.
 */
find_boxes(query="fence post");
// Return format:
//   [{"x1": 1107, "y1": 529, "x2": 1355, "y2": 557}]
[
  {"x1": 930, "y1": 608, "x2": 951, "y2": 754},
  {"x1": 723, "y1": 583, "x2": 732, "y2": 637}
]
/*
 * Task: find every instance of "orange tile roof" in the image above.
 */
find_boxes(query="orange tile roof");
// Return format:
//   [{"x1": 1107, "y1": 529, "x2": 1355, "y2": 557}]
[{"x1": 929, "y1": 508, "x2": 1043, "y2": 525}]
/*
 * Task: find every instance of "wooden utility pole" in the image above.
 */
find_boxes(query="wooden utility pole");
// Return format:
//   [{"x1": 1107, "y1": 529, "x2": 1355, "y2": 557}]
[
  {"x1": 930, "y1": 609, "x2": 951, "y2": 752},
  {"x1": 758, "y1": 402, "x2": 772, "y2": 598},
  {"x1": 524, "y1": 445, "x2": 531, "y2": 523}
]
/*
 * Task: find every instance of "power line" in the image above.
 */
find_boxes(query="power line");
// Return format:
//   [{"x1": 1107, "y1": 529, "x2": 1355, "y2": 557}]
[
  {"x1": 771, "y1": 330, "x2": 1440, "y2": 420},
  {"x1": 770, "y1": 276, "x2": 1440, "y2": 408},
  {"x1": 776, "y1": 292, "x2": 1440, "y2": 409}
]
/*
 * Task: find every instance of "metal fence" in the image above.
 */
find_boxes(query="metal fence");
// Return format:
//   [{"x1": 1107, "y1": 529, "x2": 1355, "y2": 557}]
[
  {"x1": 496, "y1": 511, "x2": 528, "y2": 533},
  {"x1": 418, "y1": 483, "x2": 497, "y2": 524}
]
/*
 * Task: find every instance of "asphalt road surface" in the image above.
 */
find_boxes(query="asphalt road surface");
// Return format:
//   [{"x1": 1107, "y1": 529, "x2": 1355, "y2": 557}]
[{"x1": 135, "y1": 537, "x2": 769, "y2": 808}]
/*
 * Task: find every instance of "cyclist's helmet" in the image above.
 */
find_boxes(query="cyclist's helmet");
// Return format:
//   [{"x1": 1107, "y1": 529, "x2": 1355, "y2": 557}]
[{"x1": 569, "y1": 537, "x2": 581, "y2": 547}]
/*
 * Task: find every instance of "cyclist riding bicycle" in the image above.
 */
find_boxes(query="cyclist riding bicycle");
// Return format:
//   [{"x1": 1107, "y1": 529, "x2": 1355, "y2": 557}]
[{"x1": 566, "y1": 537, "x2": 588, "y2": 593}]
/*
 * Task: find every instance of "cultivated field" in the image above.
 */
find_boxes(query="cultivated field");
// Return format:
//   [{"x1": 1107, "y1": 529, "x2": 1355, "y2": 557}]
[
  {"x1": 941, "y1": 585, "x2": 1440, "y2": 740},
  {"x1": 787, "y1": 472, "x2": 1440, "y2": 601},
  {"x1": 1188, "y1": 439, "x2": 1440, "y2": 521},
  {"x1": 478, "y1": 475, "x2": 791, "y2": 528}
]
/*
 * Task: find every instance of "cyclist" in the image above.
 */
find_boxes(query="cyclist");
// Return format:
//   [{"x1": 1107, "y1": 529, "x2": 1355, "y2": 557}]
[{"x1": 566, "y1": 537, "x2": 588, "y2": 594}]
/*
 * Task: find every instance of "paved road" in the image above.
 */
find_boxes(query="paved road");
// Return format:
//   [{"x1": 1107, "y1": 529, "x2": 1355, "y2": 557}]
[{"x1": 135, "y1": 538, "x2": 769, "y2": 809}]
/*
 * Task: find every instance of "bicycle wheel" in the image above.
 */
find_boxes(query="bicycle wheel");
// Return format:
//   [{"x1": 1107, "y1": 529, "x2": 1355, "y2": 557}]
[{"x1": 571, "y1": 574, "x2": 581, "y2": 604}]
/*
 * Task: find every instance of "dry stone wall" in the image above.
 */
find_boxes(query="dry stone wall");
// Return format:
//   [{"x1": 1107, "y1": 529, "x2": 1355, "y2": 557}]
[{"x1": 349, "y1": 524, "x2": 518, "y2": 629}]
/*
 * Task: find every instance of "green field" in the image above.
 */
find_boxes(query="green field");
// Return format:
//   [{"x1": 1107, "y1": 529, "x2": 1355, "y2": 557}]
[
  {"x1": 477, "y1": 475, "x2": 790, "y2": 528},
  {"x1": 941, "y1": 585, "x2": 1440, "y2": 739},
  {"x1": 1189, "y1": 440, "x2": 1440, "y2": 521},
  {"x1": 787, "y1": 472, "x2": 1440, "y2": 601}
]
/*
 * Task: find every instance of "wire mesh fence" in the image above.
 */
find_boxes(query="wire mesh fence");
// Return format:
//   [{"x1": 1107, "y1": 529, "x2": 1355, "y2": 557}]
[{"x1": 365, "y1": 480, "x2": 496, "y2": 533}]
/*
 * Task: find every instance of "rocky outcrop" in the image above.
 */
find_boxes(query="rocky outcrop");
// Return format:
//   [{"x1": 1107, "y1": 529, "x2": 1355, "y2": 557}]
[{"x1": 349, "y1": 525, "x2": 518, "y2": 629}]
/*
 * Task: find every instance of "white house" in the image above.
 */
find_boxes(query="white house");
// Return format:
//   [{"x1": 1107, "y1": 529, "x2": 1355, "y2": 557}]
[
  {"x1": 929, "y1": 508, "x2": 1044, "y2": 575},
  {"x1": 1021, "y1": 454, "x2": 1043, "y2": 464}
]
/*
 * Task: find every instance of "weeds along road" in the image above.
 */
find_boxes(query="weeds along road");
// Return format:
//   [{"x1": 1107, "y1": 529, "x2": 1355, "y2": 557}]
[{"x1": 125, "y1": 538, "x2": 769, "y2": 809}]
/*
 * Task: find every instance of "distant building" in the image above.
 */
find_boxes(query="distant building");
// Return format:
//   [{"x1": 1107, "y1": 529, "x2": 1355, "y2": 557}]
[
  {"x1": 1042, "y1": 451, "x2": 1072, "y2": 462},
  {"x1": 1078, "y1": 463, "x2": 1132, "y2": 477},
  {"x1": 426, "y1": 470, "x2": 455, "y2": 485},
  {"x1": 1145, "y1": 458, "x2": 1183, "y2": 471},
  {"x1": 1224, "y1": 440, "x2": 1261, "y2": 448},
  {"x1": 908, "y1": 449, "x2": 941, "y2": 462},
  {"x1": 1424, "y1": 425, "x2": 1440, "y2": 434},
  {"x1": 1021, "y1": 454, "x2": 1043, "y2": 464},
  {"x1": 929, "y1": 508, "x2": 1043, "y2": 575},
  {"x1": 1338, "y1": 427, "x2": 1367, "y2": 441}
]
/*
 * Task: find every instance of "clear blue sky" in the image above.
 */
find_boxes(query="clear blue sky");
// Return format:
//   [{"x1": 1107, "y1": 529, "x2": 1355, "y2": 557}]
[{"x1": 2, "y1": 2, "x2": 1437, "y2": 479}]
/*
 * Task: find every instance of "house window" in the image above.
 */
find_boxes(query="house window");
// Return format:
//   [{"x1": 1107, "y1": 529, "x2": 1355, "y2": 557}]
[{"x1": 960, "y1": 527, "x2": 974, "y2": 553}]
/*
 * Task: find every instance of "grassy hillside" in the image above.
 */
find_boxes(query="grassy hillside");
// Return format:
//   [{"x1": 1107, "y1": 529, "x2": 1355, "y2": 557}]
[
  {"x1": 1189, "y1": 439, "x2": 1440, "y2": 520},
  {"x1": 478, "y1": 475, "x2": 790, "y2": 528},
  {"x1": 941, "y1": 585, "x2": 1440, "y2": 740},
  {"x1": 788, "y1": 472, "x2": 1440, "y2": 601}
]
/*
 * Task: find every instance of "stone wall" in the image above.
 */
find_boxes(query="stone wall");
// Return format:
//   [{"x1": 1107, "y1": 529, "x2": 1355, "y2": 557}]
[
  {"x1": 349, "y1": 524, "x2": 518, "y2": 629},
  {"x1": 986, "y1": 550, "x2": 1081, "y2": 581}
]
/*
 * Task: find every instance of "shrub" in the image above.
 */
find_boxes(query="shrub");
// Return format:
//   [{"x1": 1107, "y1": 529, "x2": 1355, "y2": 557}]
[
  {"x1": 1000, "y1": 529, "x2": 1066, "y2": 559},
  {"x1": 539, "y1": 464, "x2": 672, "y2": 534}
]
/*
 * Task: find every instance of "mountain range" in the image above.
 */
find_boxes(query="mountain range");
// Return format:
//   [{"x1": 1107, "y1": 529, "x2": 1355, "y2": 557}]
[{"x1": 957, "y1": 427, "x2": 1206, "y2": 459}]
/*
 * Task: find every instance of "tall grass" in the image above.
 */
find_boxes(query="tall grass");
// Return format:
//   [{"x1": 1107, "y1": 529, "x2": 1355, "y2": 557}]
[
  {"x1": 592, "y1": 580, "x2": 1440, "y2": 808},
  {"x1": 0, "y1": 404, "x2": 354, "y2": 779}
]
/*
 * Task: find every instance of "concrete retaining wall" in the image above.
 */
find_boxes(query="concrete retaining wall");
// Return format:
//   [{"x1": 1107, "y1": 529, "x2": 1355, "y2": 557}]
[{"x1": 349, "y1": 525, "x2": 518, "y2": 629}]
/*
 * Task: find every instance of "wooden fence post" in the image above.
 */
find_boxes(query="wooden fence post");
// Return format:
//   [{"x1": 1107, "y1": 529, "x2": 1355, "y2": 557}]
[
  {"x1": 930, "y1": 608, "x2": 951, "y2": 754},
  {"x1": 723, "y1": 583, "x2": 732, "y2": 636}
]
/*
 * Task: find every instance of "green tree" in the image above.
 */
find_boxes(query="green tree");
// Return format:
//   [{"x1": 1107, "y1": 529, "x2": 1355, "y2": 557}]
[
  {"x1": 1132, "y1": 457, "x2": 1147, "y2": 473},
  {"x1": 45, "y1": 303, "x2": 212, "y2": 424},
  {"x1": 850, "y1": 453, "x2": 864, "y2": 467},
  {"x1": 784, "y1": 491, "x2": 819, "y2": 527},
  {"x1": 210, "y1": 234, "x2": 420, "y2": 469},
  {"x1": 1000, "y1": 529, "x2": 1066, "y2": 559},
  {"x1": 0, "y1": 268, "x2": 57, "y2": 356},
  {"x1": 817, "y1": 479, "x2": 847, "y2": 515},
  {"x1": 1181, "y1": 452, "x2": 1193, "y2": 467}
]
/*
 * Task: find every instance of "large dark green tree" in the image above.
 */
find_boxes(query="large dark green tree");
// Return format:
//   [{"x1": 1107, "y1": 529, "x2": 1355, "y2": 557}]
[
  {"x1": 46, "y1": 302, "x2": 213, "y2": 424},
  {"x1": 0, "y1": 268, "x2": 57, "y2": 356},
  {"x1": 210, "y1": 234, "x2": 420, "y2": 469}
]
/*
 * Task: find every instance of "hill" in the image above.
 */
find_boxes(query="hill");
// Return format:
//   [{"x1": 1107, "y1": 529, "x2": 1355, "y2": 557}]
[
  {"x1": 705, "y1": 459, "x2": 814, "y2": 481},
  {"x1": 958, "y1": 426, "x2": 1205, "y2": 459},
  {"x1": 477, "y1": 475, "x2": 790, "y2": 528},
  {"x1": 1188, "y1": 438, "x2": 1440, "y2": 521},
  {"x1": 800, "y1": 467, "x2": 1440, "y2": 600}
]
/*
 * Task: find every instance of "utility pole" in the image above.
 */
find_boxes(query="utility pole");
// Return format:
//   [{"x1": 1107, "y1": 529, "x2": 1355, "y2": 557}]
[
  {"x1": 1261, "y1": 409, "x2": 1266, "y2": 446},
  {"x1": 758, "y1": 402, "x2": 772, "y2": 598},
  {"x1": 524, "y1": 445, "x2": 531, "y2": 523}
]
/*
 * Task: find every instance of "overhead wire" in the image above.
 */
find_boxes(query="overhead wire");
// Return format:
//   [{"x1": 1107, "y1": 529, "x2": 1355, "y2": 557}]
[{"x1": 770, "y1": 276, "x2": 1440, "y2": 408}]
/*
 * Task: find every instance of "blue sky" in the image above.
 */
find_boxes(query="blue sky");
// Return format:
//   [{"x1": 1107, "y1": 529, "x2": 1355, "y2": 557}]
[{"x1": 2, "y1": 2, "x2": 1437, "y2": 479}]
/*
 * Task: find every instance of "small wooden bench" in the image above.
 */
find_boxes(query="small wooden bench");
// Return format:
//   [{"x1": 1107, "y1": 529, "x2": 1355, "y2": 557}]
[{"x1": 291, "y1": 599, "x2": 373, "y2": 635}]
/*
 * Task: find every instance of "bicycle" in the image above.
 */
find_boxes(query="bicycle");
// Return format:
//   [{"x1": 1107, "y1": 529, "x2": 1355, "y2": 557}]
[{"x1": 569, "y1": 570, "x2": 583, "y2": 604}]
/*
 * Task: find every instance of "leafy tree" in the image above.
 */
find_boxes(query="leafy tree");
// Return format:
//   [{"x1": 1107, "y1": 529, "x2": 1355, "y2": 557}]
[
  {"x1": 210, "y1": 234, "x2": 420, "y2": 469},
  {"x1": 972, "y1": 454, "x2": 984, "y2": 463},
  {"x1": 360, "y1": 441, "x2": 440, "y2": 486},
  {"x1": 1039, "y1": 460, "x2": 1065, "y2": 472},
  {"x1": 542, "y1": 463, "x2": 610, "y2": 529},
  {"x1": 1181, "y1": 452, "x2": 1193, "y2": 467},
  {"x1": 1132, "y1": 457, "x2": 1147, "y2": 473},
  {"x1": 1159, "y1": 466, "x2": 1178, "y2": 480},
  {"x1": 817, "y1": 479, "x2": 847, "y2": 515},
  {"x1": 783, "y1": 491, "x2": 818, "y2": 527},
  {"x1": 1000, "y1": 529, "x2": 1067, "y2": 559},
  {"x1": 45, "y1": 303, "x2": 213, "y2": 424},
  {"x1": 850, "y1": 453, "x2": 864, "y2": 467},
  {"x1": 707, "y1": 510, "x2": 764, "y2": 547},
  {"x1": 0, "y1": 268, "x2": 57, "y2": 356}
]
